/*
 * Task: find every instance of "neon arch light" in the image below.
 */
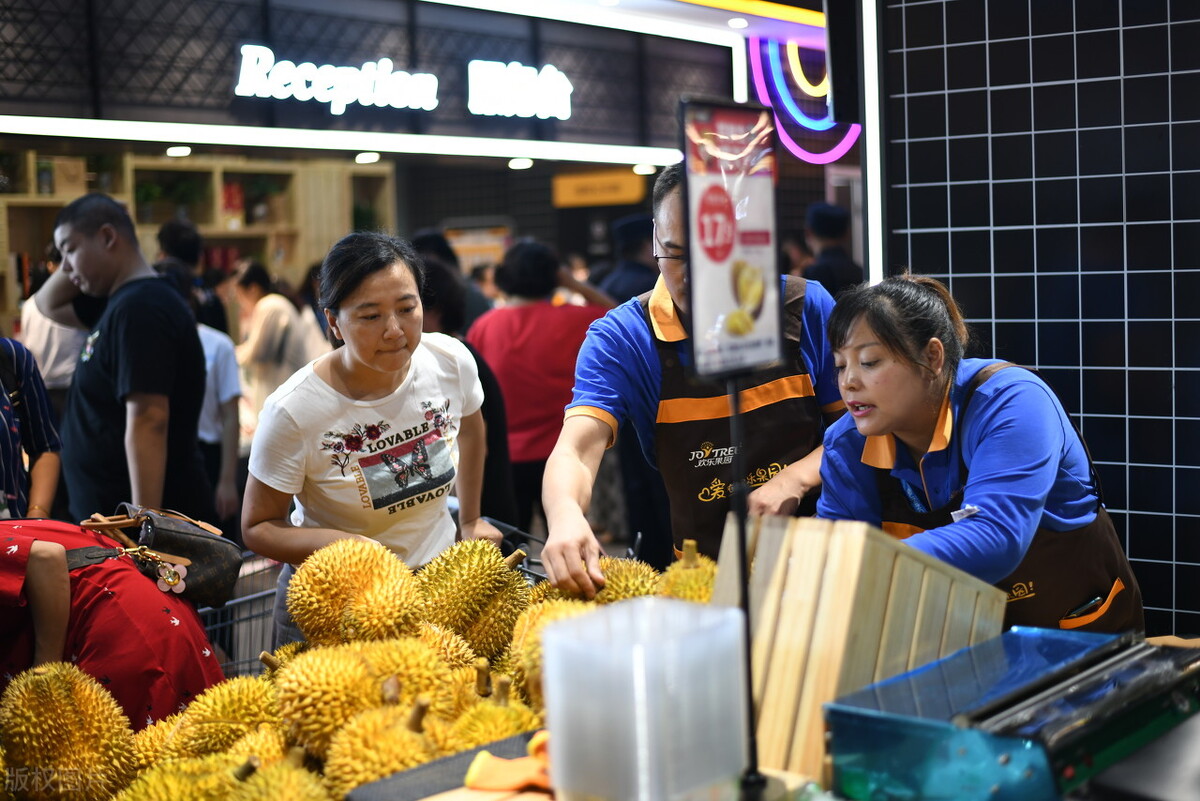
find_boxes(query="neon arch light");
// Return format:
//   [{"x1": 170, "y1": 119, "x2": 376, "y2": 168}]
[
  {"x1": 749, "y1": 36, "x2": 860, "y2": 165},
  {"x1": 786, "y1": 42, "x2": 828, "y2": 98}
]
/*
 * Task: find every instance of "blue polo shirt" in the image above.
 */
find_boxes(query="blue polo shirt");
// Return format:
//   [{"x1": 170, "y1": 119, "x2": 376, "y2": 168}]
[
  {"x1": 566, "y1": 276, "x2": 843, "y2": 467},
  {"x1": 818, "y1": 358, "x2": 1098, "y2": 583}
]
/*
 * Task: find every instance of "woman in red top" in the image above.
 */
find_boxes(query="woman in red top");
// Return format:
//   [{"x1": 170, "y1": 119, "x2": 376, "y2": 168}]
[
  {"x1": 467, "y1": 241, "x2": 614, "y2": 532},
  {"x1": 0, "y1": 520, "x2": 224, "y2": 729}
]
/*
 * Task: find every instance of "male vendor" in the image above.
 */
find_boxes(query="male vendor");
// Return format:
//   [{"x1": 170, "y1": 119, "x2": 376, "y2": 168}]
[{"x1": 542, "y1": 163, "x2": 845, "y2": 596}]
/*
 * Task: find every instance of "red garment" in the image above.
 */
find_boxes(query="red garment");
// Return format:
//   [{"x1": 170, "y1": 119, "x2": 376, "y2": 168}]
[
  {"x1": 0, "y1": 520, "x2": 224, "y2": 730},
  {"x1": 467, "y1": 302, "x2": 607, "y2": 462}
]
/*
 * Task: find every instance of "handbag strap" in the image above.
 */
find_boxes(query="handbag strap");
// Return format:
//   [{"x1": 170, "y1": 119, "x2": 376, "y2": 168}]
[{"x1": 80, "y1": 507, "x2": 223, "y2": 539}]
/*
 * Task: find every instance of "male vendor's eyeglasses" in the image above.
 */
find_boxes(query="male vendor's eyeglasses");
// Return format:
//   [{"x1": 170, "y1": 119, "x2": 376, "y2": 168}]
[{"x1": 653, "y1": 251, "x2": 687, "y2": 265}]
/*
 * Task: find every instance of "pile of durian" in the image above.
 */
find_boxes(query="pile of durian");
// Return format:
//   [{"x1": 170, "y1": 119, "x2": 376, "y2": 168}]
[{"x1": 0, "y1": 537, "x2": 717, "y2": 800}]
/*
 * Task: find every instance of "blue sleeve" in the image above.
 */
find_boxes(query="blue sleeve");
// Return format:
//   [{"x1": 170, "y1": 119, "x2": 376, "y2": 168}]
[
  {"x1": 904, "y1": 377, "x2": 1074, "y2": 583},
  {"x1": 567, "y1": 302, "x2": 661, "y2": 458},
  {"x1": 9, "y1": 340, "x2": 60, "y2": 456},
  {"x1": 816, "y1": 416, "x2": 882, "y2": 523},
  {"x1": 799, "y1": 280, "x2": 840, "y2": 408}
]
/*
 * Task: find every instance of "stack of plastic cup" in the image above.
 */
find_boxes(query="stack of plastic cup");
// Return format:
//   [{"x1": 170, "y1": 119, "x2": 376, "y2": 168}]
[{"x1": 542, "y1": 596, "x2": 748, "y2": 801}]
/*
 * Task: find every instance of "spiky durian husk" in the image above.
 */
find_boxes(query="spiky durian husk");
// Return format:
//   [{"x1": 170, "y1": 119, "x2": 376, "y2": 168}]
[
  {"x1": 261, "y1": 641, "x2": 307, "y2": 682},
  {"x1": 656, "y1": 552, "x2": 718, "y2": 604},
  {"x1": 344, "y1": 638, "x2": 456, "y2": 719},
  {"x1": 274, "y1": 647, "x2": 384, "y2": 761},
  {"x1": 131, "y1": 713, "x2": 182, "y2": 772},
  {"x1": 416, "y1": 623, "x2": 477, "y2": 669},
  {"x1": 418, "y1": 540, "x2": 511, "y2": 633},
  {"x1": 528, "y1": 580, "x2": 573, "y2": 605},
  {"x1": 112, "y1": 753, "x2": 245, "y2": 801},
  {"x1": 160, "y1": 677, "x2": 279, "y2": 760},
  {"x1": 508, "y1": 598, "x2": 592, "y2": 709},
  {"x1": 449, "y1": 697, "x2": 541, "y2": 751},
  {"x1": 593, "y1": 556, "x2": 659, "y2": 605},
  {"x1": 459, "y1": 568, "x2": 531, "y2": 663},
  {"x1": 287, "y1": 539, "x2": 426, "y2": 647},
  {"x1": 322, "y1": 706, "x2": 440, "y2": 799},
  {"x1": 489, "y1": 647, "x2": 518, "y2": 677},
  {"x1": 441, "y1": 662, "x2": 492, "y2": 719},
  {"x1": 227, "y1": 757, "x2": 331, "y2": 801},
  {"x1": 224, "y1": 722, "x2": 289, "y2": 766},
  {"x1": 0, "y1": 662, "x2": 136, "y2": 801}
]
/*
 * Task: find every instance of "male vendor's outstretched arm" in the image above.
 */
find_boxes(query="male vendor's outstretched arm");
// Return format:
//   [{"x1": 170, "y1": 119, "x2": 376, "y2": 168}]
[{"x1": 542, "y1": 415, "x2": 611, "y2": 599}]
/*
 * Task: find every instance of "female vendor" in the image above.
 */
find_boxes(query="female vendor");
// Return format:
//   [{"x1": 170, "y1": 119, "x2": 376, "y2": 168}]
[
  {"x1": 818, "y1": 274, "x2": 1143, "y2": 632},
  {"x1": 242, "y1": 232, "x2": 500, "y2": 645}
]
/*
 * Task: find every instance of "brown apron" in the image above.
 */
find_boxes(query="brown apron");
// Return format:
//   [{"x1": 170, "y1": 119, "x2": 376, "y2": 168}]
[
  {"x1": 645, "y1": 276, "x2": 824, "y2": 558},
  {"x1": 876, "y1": 364, "x2": 1144, "y2": 633}
]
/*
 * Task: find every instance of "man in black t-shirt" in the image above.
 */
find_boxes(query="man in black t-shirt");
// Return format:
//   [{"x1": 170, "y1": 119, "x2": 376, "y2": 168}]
[{"x1": 35, "y1": 194, "x2": 215, "y2": 523}]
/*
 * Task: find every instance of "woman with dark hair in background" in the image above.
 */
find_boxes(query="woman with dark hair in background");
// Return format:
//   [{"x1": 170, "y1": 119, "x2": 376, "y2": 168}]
[
  {"x1": 818, "y1": 273, "x2": 1142, "y2": 632},
  {"x1": 467, "y1": 240, "x2": 613, "y2": 533},
  {"x1": 420, "y1": 255, "x2": 518, "y2": 527},
  {"x1": 241, "y1": 232, "x2": 500, "y2": 645}
]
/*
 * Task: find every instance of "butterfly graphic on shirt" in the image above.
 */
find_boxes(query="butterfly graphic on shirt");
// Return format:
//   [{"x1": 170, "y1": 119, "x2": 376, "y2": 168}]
[{"x1": 379, "y1": 440, "x2": 434, "y2": 489}]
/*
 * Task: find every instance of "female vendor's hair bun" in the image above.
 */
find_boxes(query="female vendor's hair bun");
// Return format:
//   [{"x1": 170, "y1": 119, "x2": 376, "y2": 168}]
[{"x1": 827, "y1": 271, "x2": 969, "y2": 379}]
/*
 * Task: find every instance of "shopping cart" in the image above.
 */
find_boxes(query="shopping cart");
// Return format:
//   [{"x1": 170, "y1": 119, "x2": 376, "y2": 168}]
[{"x1": 197, "y1": 553, "x2": 282, "y2": 677}]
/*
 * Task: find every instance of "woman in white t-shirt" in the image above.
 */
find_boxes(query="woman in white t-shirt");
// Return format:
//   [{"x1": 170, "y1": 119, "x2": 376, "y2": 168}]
[{"x1": 241, "y1": 231, "x2": 502, "y2": 645}]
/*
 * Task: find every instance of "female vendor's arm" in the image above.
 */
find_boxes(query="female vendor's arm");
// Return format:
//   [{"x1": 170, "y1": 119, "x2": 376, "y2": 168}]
[
  {"x1": 241, "y1": 476, "x2": 372, "y2": 564},
  {"x1": 748, "y1": 409, "x2": 845, "y2": 515},
  {"x1": 26, "y1": 540, "x2": 69, "y2": 666},
  {"x1": 904, "y1": 381, "x2": 1066, "y2": 583},
  {"x1": 455, "y1": 410, "x2": 502, "y2": 545}
]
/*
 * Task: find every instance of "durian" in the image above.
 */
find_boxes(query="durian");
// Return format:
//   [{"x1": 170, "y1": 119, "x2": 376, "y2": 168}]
[
  {"x1": 419, "y1": 542, "x2": 532, "y2": 662},
  {"x1": 259, "y1": 641, "x2": 306, "y2": 681},
  {"x1": 442, "y1": 658, "x2": 494, "y2": 718},
  {"x1": 273, "y1": 646, "x2": 385, "y2": 761},
  {"x1": 528, "y1": 579, "x2": 572, "y2": 605},
  {"x1": 111, "y1": 753, "x2": 247, "y2": 801},
  {"x1": 228, "y1": 749, "x2": 332, "y2": 801},
  {"x1": 131, "y1": 713, "x2": 182, "y2": 772},
  {"x1": 287, "y1": 539, "x2": 426, "y2": 646},
  {"x1": 345, "y1": 638, "x2": 456, "y2": 719},
  {"x1": 593, "y1": 556, "x2": 659, "y2": 605},
  {"x1": 656, "y1": 539, "x2": 718, "y2": 604},
  {"x1": 323, "y1": 697, "x2": 447, "y2": 800},
  {"x1": 160, "y1": 676, "x2": 280, "y2": 759},
  {"x1": 508, "y1": 599, "x2": 592, "y2": 709},
  {"x1": 449, "y1": 676, "x2": 541, "y2": 751},
  {"x1": 0, "y1": 662, "x2": 137, "y2": 801},
  {"x1": 224, "y1": 722, "x2": 289, "y2": 766},
  {"x1": 416, "y1": 622, "x2": 477, "y2": 669}
]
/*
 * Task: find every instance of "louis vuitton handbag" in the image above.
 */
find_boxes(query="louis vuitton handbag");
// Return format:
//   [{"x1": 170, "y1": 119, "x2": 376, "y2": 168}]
[{"x1": 78, "y1": 503, "x2": 242, "y2": 609}]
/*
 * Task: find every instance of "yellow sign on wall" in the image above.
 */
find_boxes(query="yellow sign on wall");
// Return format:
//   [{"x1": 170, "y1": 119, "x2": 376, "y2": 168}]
[{"x1": 552, "y1": 169, "x2": 646, "y2": 208}]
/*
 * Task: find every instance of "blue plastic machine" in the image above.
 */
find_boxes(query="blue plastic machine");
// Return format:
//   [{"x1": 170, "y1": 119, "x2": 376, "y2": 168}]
[{"x1": 825, "y1": 628, "x2": 1200, "y2": 801}]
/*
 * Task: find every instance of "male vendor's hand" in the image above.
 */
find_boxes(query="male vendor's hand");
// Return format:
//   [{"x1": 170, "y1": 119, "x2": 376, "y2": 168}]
[{"x1": 542, "y1": 515, "x2": 606, "y2": 600}]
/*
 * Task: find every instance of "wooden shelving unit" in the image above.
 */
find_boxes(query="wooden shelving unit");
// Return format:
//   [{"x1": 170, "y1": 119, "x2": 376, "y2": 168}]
[{"x1": 0, "y1": 147, "x2": 396, "y2": 337}]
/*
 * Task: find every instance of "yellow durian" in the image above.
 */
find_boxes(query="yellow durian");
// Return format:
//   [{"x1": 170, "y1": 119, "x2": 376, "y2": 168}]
[
  {"x1": 416, "y1": 622, "x2": 477, "y2": 669},
  {"x1": 259, "y1": 641, "x2": 306, "y2": 681},
  {"x1": 418, "y1": 542, "x2": 532, "y2": 662},
  {"x1": 323, "y1": 697, "x2": 453, "y2": 799},
  {"x1": 528, "y1": 579, "x2": 572, "y2": 605},
  {"x1": 228, "y1": 749, "x2": 331, "y2": 801},
  {"x1": 594, "y1": 556, "x2": 659, "y2": 605},
  {"x1": 344, "y1": 638, "x2": 455, "y2": 719},
  {"x1": 224, "y1": 722, "x2": 289, "y2": 766},
  {"x1": 274, "y1": 646, "x2": 385, "y2": 761},
  {"x1": 442, "y1": 658, "x2": 495, "y2": 718},
  {"x1": 508, "y1": 599, "x2": 592, "y2": 709},
  {"x1": 160, "y1": 676, "x2": 279, "y2": 759},
  {"x1": 131, "y1": 713, "x2": 182, "y2": 772},
  {"x1": 287, "y1": 539, "x2": 426, "y2": 646},
  {"x1": 0, "y1": 662, "x2": 136, "y2": 801},
  {"x1": 656, "y1": 539, "x2": 718, "y2": 604},
  {"x1": 111, "y1": 753, "x2": 247, "y2": 801},
  {"x1": 449, "y1": 677, "x2": 541, "y2": 751}
]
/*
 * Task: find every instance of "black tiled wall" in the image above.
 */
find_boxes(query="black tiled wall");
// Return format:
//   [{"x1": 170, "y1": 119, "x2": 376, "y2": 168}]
[{"x1": 884, "y1": 0, "x2": 1200, "y2": 635}]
